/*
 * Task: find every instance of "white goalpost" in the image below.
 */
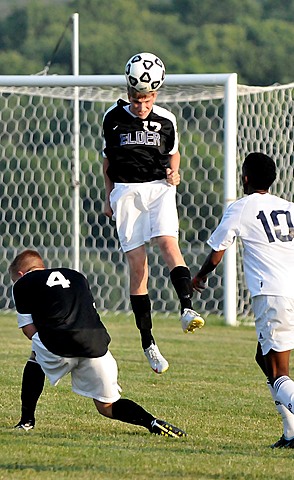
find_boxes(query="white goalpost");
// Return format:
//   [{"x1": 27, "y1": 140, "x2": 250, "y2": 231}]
[
  {"x1": 3, "y1": 12, "x2": 294, "y2": 326},
  {"x1": 2, "y1": 70, "x2": 293, "y2": 324},
  {"x1": 0, "y1": 71, "x2": 238, "y2": 323}
]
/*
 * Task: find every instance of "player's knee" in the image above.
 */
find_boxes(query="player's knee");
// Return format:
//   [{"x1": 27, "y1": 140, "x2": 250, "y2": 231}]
[
  {"x1": 156, "y1": 235, "x2": 178, "y2": 252},
  {"x1": 93, "y1": 399, "x2": 113, "y2": 418}
]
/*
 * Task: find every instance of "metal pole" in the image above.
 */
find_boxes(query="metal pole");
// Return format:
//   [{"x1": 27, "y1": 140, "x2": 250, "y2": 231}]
[
  {"x1": 223, "y1": 73, "x2": 238, "y2": 325},
  {"x1": 0, "y1": 73, "x2": 235, "y2": 87},
  {"x1": 72, "y1": 13, "x2": 80, "y2": 271}
]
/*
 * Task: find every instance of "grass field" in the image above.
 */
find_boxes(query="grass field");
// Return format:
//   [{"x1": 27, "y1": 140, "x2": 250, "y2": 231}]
[{"x1": 1, "y1": 312, "x2": 294, "y2": 480}]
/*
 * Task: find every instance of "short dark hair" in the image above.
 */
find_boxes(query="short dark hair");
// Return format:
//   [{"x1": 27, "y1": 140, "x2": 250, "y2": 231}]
[
  {"x1": 243, "y1": 152, "x2": 276, "y2": 189},
  {"x1": 9, "y1": 249, "x2": 44, "y2": 278}
]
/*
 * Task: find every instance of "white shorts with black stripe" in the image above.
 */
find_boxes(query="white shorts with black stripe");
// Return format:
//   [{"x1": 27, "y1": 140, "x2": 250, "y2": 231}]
[
  {"x1": 110, "y1": 180, "x2": 179, "y2": 252},
  {"x1": 252, "y1": 295, "x2": 294, "y2": 355},
  {"x1": 32, "y1": 333, "x2": 121, "y2": 403}
]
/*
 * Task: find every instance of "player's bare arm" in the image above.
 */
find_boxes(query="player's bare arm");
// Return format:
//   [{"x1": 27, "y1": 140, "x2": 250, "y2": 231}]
[
  {"x1": 166, "y1": 151, "x2": 180, "y2": 186},
  {"x1": 22, "y1": 324, "x2": 38, "y2": 340},
  {"x1": 103, "y1": 157, "x2": 114, "y2": 218},
  {"x1": 193, "y1": 249, "x2": 225, "y2": 292}
]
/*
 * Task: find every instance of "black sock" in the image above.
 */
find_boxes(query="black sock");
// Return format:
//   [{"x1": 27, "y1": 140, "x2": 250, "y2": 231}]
[
  {"x1": 20, "y1": 360, "x2": 45, "y2": 422},
  {"x1": 112, "y1": 398, "x2": 155, "y2": 431},
  {"x1": 170, "y1": 266, "x2": 193, "y2": 313},
  {"x1": 130, "y1": 294, "x2": 155, "y2": 350}
]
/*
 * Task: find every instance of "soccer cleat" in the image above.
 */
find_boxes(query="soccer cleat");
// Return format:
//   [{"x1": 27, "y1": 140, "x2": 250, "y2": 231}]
[
  {"x1": 180, "y1": 308, "x2": 205, "y2": 333},
  {"x1": 14, "y1": 419, "x2": 35, "y2": 431},
  {"x1": 150, "y1": 419, "x2": 187, "y2": 438},
  {"x1": 144, "y1": 344, "x2": 169, "y2": 374},
  {"x1": 271, "y1": 434, "x2": 294, "y2": 448}
]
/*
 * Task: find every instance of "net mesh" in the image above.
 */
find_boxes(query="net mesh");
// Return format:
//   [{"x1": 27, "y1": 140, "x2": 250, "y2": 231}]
[{"x1": 1, "y1": 80, "x2": 293, "y2": 319}]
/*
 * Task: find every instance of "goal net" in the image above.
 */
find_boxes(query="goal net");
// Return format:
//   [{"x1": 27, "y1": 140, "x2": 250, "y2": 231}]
[
  {"x1": 1, "y1": 76, "x2": 292, "y2": 322},
  {"x1": 236, "y1": 82, "x2": 294, "y2": 319}
]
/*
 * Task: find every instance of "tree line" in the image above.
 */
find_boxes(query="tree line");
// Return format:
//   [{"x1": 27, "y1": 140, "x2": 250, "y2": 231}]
[{"x1": 1, "y1": 0, "x2": 294, "y2": 86}]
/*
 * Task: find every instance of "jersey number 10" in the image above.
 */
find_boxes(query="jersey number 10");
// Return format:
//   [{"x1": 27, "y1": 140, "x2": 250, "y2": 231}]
[{"x1": 257, "y1": 210, "x2": 294, "y2": 243}]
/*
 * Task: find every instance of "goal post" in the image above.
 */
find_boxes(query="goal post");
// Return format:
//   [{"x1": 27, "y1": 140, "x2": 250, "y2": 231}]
[
  {"x1": 2, "y1": 74, "x2": 292, "y2": 323},
  {"x1": 0, "y1": 73, "x2": 239, "y2": 323},
  {"x1": 223, "y1": 73, "x2": 238, "y2": 326}
]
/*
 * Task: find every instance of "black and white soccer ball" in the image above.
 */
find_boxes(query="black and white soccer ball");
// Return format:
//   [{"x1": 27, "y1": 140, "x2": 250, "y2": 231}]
[{"x1": 125, "y1": 52, "x2": 165, "y2": 93}]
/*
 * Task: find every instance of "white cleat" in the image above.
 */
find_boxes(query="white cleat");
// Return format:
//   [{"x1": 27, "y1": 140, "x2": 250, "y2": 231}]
[
  {"x1": 144, "y1": 344, "x2": 169, "y2": 374},
  {"x1": 180, "y1": 308, "x2": 205, "y2": 333}
]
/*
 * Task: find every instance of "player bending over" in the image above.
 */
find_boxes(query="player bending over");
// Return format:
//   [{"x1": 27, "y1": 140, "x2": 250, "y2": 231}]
[{"x1": 10, "y1": 249, "x2": 186, "y2": 438}]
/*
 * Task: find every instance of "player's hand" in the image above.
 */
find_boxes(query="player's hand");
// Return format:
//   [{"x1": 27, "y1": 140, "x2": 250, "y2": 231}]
[
  {"x1": 166, "y1": 168, "x2": 180, "y2": 186},
  {"x1": 192, "y1": 275, "x2": 207, "y2": 293}
]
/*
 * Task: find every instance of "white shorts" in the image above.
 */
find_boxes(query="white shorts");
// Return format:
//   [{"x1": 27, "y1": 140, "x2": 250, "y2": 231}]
[
  {"x1": 252, "y1": 295, "x2": 294, "y2": 355},
  {"x1": 110, "y1": 180, "x2": 179, "y2": 252},
  {"x1": 32, "y1": 333, "x2": 121, "y2": 403}
]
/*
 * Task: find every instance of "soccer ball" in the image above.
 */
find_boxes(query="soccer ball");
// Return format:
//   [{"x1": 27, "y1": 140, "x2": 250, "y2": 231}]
[{"x1": 125, "y1": 52, "x2": 165, "y2": 93}]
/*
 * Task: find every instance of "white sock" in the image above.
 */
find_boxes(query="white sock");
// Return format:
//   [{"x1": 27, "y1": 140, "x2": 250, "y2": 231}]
[
  {"x1": 274, "y1": 375, "x2": 294, "y2": 417},
  {"x1": 267, "y1": 381, "x2": 294, "y2": 440}
]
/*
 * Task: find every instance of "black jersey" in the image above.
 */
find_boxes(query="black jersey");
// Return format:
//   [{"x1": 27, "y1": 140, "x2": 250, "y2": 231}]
[
  {"x1": 103, "y1": 99, "x2": 178, "y2": 183},
  {"x1": 13, "y1": 268, "x2": 110, "y2": 358}
]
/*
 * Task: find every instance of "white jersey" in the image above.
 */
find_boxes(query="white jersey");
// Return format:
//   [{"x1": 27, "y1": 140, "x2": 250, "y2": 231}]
[{"x1": 208, "y1": 192, "x2": 294, "y2": 298}]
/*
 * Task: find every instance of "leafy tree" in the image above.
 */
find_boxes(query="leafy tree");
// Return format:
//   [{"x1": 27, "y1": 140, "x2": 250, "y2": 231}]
[
  {"x1": 260, "y1": 0, "x2": 294, "y2": 22},
  {"x1": 172, "y1": 0, "x2": 262, "y2": 26},
  {"x1": 238, "y1": 19, "x2": 294, "y2": 85},
  {"x1": 75, "y1": 0, "x2": 185, "y2": 74},
  {"x1": 0, "y1": 9, "x2": 28, "y2": 51},
  {"x1": 0, "y1": 0, "x2": 294, "y2": 84},
  {"x1": 181, "y1": 24, "x2": 247, "y2": 75},
  {"x1": 0, "y1": 50, "x2": 40, "y2": 74}
]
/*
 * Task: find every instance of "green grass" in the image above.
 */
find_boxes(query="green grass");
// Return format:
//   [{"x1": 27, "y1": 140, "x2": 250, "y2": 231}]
[{"x1": 1, "y1": 312, "x2": 294, "y2": 480}]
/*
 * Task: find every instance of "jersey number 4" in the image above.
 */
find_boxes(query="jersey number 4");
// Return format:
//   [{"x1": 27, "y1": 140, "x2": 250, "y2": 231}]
[
  {"x1": 257, "y1": 210, "x2": 294, "y2": 243},
  {"x1": 46, "y1": 271, "x2": 71, "y2": 288}
]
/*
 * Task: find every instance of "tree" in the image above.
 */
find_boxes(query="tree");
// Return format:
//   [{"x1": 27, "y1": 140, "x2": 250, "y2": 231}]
[
  {"x1": 261, "y1": 0, "x2": 294, "y2": 22},
  {"x1": 0, "y1": 0, "x2": 294, "y2": 84},
  {"x1": 0, "y1": 50, "x2": 40, "y2": 74},
  {"x1": 172, "y1": 0, "x2": 261, "y2": 26},
  {"x1": 238, "y1": 19, "x2": 294, "y2": 85}
]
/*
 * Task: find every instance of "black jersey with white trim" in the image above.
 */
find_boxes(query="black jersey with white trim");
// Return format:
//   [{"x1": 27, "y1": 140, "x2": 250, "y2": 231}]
[
  {"x1": 13, "y1": 268, "x2": 110, "y2": 358},
  {"x1": 103, "y1": 99, "x2": 178, "y2": 183}
]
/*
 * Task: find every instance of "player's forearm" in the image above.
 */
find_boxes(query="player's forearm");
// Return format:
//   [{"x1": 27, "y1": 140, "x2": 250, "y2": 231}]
[
  {"x1": 166, "y1": 151, "x2": 181, "y2": 185},
  {"x1": 169, "y1": 151, "x2": 180, "y2": 172},
  {"x1": 196, "y1": 250, "x2": 225, "y2": 278},
  {"x1": 103, "y1": 158, "x2": 114, "y2": 217},
  {"x1": 103, "y1": 158, "x2": 113, "y2": 193},
  {"x1": 192, "y1": 250, "x2": 225, "y2": 293}
]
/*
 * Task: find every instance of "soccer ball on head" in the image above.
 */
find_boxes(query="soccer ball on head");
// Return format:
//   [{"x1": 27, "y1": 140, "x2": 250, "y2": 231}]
[{"x1": 125, "y1": 52, "x2": 165, "y2": 93}]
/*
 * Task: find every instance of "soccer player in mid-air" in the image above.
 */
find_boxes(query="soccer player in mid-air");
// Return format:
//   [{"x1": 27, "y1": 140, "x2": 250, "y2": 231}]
[
  {"x1": 10, "y1": 249, "x2": 186, "y2": 437},
  {"x1": 193, "y1": 152, "x2": 294, "y2": 448},
  {"x1": 102, "y1": 52, "x2": 204, "y2": 374}
]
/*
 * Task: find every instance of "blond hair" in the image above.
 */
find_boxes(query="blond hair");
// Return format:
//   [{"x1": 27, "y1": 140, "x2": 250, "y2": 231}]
[{"x1": 127, "y1": 86, "x2": 157, "y2": 99}]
